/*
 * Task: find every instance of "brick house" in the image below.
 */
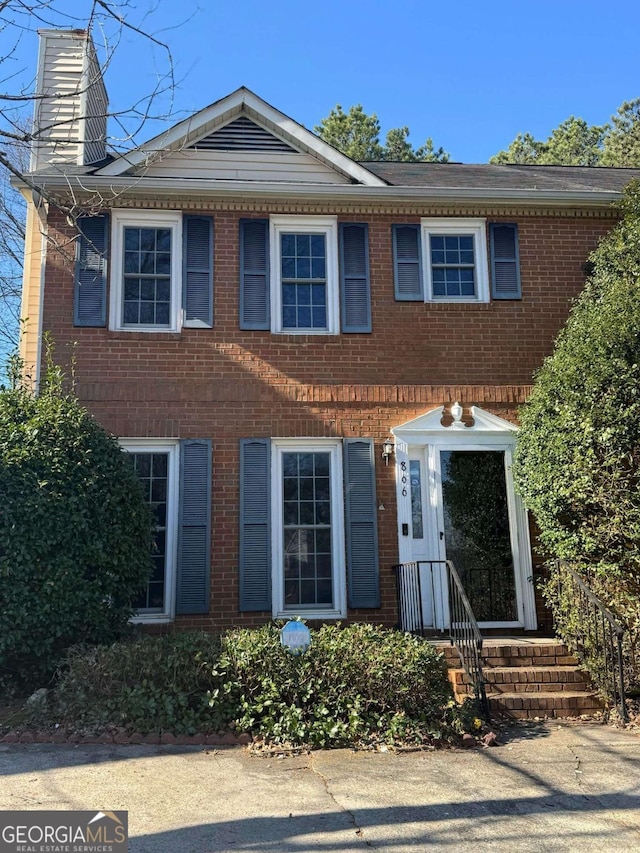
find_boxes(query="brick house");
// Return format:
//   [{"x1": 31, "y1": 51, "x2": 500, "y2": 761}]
[{"x1": 18, "y1": 29, "x2": 640, "y2": 638}]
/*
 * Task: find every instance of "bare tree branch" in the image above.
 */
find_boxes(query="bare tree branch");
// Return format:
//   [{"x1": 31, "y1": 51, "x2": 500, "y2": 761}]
[{"x1": 0, "y1": 0, "x2": 187, "y2": 357}]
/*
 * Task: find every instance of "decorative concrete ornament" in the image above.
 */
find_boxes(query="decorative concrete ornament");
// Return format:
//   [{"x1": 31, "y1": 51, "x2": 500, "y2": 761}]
[{"x1": 450, "y1": 401, "x2": 466, "y2": 430}]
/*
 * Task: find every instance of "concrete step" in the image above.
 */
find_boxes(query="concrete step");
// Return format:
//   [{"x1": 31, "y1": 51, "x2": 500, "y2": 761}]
[
  {"x1": 437, "y1": 639, "x2": 600, "y2": 718},
  {"x1": 488, "y1": 691, "x2": 604, "y2": 719},
  {"x1": 433, "y1": 639, "x2": 579, "y2": 669},
  {"x1": 482, "y1": 644, "x2": 578, "y2": 668},
  {"x1": 434, "y1": 644, "x2": 464, "y2": 667},
  {"x1": 450, "y1": 665, "x2": 593, "y2": 696}
]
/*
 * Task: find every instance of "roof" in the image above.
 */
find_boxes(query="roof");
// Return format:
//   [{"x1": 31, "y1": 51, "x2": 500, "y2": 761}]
[
  {"x1": 360, "y1": 162, "x2": 640, "y2": 193},
  {"x1": 16, "y1": 80, "x2": 640, "y2": 206}
]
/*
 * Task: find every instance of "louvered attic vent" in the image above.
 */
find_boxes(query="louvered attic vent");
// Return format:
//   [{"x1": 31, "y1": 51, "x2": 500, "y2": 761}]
[{"x1": 190, "y1": 116, "x2": 296, "y2": 152}]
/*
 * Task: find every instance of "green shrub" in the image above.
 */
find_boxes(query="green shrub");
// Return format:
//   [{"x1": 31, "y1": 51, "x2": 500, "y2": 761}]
[
  {"x1": 222, "y1": 622, "x2": 456, "y2": 747},
  {"x1": 514, "y1": 182, "x2": 640, "y2": 684},
  {"x1": 48, "y1": 632, "x2": 235, "y2": 734},
  {"x1": 0, "y1": 357, "x2": 155, "y2": 687},
  {"x1": 43, "y1": 624, "x2": 462, "y2": 747},
  {"x1": 541, "y1": 564, "x2": 640, "y2": 694}
]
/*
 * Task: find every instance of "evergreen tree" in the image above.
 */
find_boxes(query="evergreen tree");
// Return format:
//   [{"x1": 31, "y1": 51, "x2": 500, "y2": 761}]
[
  {"x1": 514, "y1": 181, "x2": 640, "y2": 632},
  {"x1": 315, "y1": 105, "x2": 450, "y2": 162},
  {"x1": 491, "y1": 100, "x2": 640, "y2": 167},
  {"x1": 601, "y1": 99, "x2": 640, "y2": 167},
  {"x1": 314, "y1": 104, "x2": 384, "y2": 161},
  {"x1": 0, "y1": 356, "x2": 155, "y2": 686}
]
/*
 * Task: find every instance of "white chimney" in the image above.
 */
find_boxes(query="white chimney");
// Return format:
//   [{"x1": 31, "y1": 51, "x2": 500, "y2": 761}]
[{"x1": 31, "y1": 29, "x2": 108, "y2": 171}]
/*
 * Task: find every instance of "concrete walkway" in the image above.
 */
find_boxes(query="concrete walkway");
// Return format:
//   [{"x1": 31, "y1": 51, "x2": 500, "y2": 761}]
[{"x1": 0, "y1": 723, "x2": 638, "y2": 852}]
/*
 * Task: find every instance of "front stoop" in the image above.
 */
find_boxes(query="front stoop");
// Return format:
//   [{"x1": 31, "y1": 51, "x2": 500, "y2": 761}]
[{"x1": 440, "y1": 639, "x2": 605, "y2": 719}]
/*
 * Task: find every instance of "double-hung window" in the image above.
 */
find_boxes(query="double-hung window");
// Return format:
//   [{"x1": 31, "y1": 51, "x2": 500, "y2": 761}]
[
  {"x1": 393, "y1": 219, "x2": 521, "y2": 303},
  {"x1": 239, "y1": 437, "x2": 379, "y2": 615},
  {"x1": 272, "y1": 440, "x2": 346, "y2": 618},
  {"x1": 281, "y1": 233, "x2": 327, "y2": 330},
  {"x1": 121, "y1": 439, "x2": 179, "y2": 622},
  {"x1": 422, "y1": 219, "x2": 489, "y2": 302},
  {"x1": 270, "y1": 216, "x2": 339, "y2": 334},
  {"x1": 110, "y1": 210, "x2": 182, "y2": 331}
]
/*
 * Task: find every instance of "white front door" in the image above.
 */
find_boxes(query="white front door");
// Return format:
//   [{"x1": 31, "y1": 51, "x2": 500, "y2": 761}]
[
  {"x1": 407, "y1": 444, "x2": 526, "y2": 629},
  {"x1": 395, "y1": 405, "x2": 537, "y2": 631}
]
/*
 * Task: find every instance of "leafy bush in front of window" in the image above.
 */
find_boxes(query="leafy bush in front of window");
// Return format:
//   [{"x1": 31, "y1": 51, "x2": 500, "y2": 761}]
[
  {"x1": 0, "y1": 356, "x2": 155, "y2": 688},
  {"x1": 42, "y1": 624, "x2": 463, "y2": 748},
  {"x1": 49, "y1": 633, "x2": 234, "y2": 735},
  {"x1": 223, "y1": 622, "x2": 458, "y2": 748}
]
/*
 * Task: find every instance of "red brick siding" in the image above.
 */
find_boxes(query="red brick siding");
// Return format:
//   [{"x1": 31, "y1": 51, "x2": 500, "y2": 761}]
[{"x1": 40, "y1": 204, "x2": 618, "y2": 631}]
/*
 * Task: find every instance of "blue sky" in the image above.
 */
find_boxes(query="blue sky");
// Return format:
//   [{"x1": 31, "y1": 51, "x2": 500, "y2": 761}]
[{"x1": 6, "y1": 0, "x2": 640, "y2": 163}]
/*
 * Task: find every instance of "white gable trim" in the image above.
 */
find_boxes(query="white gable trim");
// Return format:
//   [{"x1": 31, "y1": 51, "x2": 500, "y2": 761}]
[
  {"x1": 392, "y1": 405, "x2": 518, "y2": 443},
  {"x1": 96, "y1": 88, "x2": 386, "y2": 186}
]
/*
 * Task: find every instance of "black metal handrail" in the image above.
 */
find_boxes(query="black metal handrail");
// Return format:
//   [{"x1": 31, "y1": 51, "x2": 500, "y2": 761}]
[
  {"x1": 392, "y1": 560, "x2": 490, "y2": 718},
  {"x1": 553, "y1": 560, "x2": 628, "y2": 721},
  {"x1": 445, "y1": 559, "x2": 490, "y2": 719},
  {"x1": 393, "y1": 561, "x2": 426, "y2": 636}
]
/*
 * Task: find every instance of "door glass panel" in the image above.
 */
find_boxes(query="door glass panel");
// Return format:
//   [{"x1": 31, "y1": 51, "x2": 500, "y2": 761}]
[
  {"x1": 407, "y1": 455, "x2": 434, "y2": 628},
  {"x1": 409, "y1": 459, "x2": 424, "y2": 539},
  {"x1": 441, "y1": 450, "x2": 517, "y2": 621}
]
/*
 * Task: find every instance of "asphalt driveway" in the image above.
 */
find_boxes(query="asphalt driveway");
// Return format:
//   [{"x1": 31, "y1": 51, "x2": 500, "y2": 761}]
[{"x1": 0, "y1": 723, "x2": 638, "y2": 852}]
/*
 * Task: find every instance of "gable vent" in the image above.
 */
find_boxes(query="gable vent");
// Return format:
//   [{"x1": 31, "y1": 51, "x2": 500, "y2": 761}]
[{"x1": 190, "y1": 116, "x2": 296, "y2": 152}]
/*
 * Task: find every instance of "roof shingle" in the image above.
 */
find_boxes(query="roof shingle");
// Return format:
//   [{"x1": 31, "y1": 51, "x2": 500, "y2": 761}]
[{"x1": 359, "y1": 162, "x2": 640, "y2": 193}]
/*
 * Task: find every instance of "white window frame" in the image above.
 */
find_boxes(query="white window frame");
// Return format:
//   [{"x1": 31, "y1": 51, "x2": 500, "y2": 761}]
[
  {"x1": 271, "y1": 438, "x2": 346, "y2": 619},
  {"x1": 119, "y1": 438, "x2": 180, "y2": 623},
  {"x1": 421, "y1": 218, "x2": 489, "y2": 303},
  {"x1": 269, "y1": 215, "x2": 339, "y2": 335},
  {"x1": 109, "y1": 210, "x2": 183, "y2": 332}
]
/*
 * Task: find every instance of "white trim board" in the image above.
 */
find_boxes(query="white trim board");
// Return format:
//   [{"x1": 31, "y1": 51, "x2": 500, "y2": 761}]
[
  {"x1": 108, "y1": 208, "x2": 183, "y2": 333},
  {"x1": 119, "y1": 438, "x2": 180, "y2": 624}
]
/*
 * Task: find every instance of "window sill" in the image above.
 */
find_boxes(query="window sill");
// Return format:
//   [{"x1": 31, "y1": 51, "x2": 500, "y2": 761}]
[
  {"x1": 427, "y1": 297, "x2": 489, "y2": 304},
  {"x1": 110, "y1": 330, "x2": 183, "y2": 342},
  {"x1": 422, "y1": 300, "x2": 493, "y2": 310},
  {"x1": 114, "y1": 325, "x2": 179, "y2": 333},
  {"x1": 272, "y1": 329, "x2": 339, "y2": 336},
  {"x1": 130, "y1": 614, "x2": 174, "y2": 625},
  {"x1": 274, "y1": 608, "x2": 346, "y2": 620}
]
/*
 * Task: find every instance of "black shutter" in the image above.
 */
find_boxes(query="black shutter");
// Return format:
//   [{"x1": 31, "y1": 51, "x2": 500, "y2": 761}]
[
  {"x1": 343, "y1": 438, "x2": 380, "y2": 609},
  {"x1": 74, "y1": 213, "x2": 108, "y2": 326},
  {"x1": 340, "y1": 223, "x2": 371, "y2": 332},
  {"x1": 490, "y1": 223, "x2": 521, "y2": 299},
  {"x1": 183, "y1": 215, "x2": 214, "y2": 327},
  {"x1": 239, "y1": 219, "x2": 270, "y2": 329},
  {"x1": 239, "y1": 438, "x2": 271, "y2": 611},
  {"x1": 393, "y1": 224, "x2": 423, "y2": 301},
  {"x1": 176, "y1": 439, "x2": 211, "y2": 614}
]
